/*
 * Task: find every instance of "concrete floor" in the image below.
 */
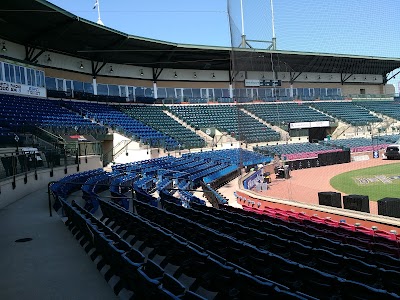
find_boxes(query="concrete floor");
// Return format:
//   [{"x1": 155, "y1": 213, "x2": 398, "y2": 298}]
[{"x1": 0, "y1": 188, "x2": 118, "y2": 300}]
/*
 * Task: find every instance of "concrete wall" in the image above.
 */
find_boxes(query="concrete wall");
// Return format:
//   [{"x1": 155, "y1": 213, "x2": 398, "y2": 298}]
[{"x1": 0, "y1": 156, "x2": 102, "y2": 209}]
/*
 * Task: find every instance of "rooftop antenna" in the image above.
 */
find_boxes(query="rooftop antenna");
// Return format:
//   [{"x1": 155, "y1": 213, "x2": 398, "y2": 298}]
[{"x1": 93, "y1": 0, "x2": 104, "y2": 26}]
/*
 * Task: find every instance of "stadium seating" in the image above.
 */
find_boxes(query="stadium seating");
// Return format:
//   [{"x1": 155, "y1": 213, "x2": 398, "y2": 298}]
[
  {"x1": 310, "y1": 102, "x2": 382, "y2": 126},
  {"x1": 243, "y1": 103, "x2": 332, "y2": 126},
  {"x1": 122, "y1": 105, "x2": 207, "y2": 149},
  {"x1": 169, "y1": 105, "x2": 281, "y2": 143},
  {"x1": 0, "y1": 94, "x2": 107, "y2": 137}
]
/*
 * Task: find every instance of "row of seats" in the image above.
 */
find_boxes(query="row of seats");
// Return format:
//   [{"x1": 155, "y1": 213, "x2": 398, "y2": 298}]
[
  {"x1": 125, "y1": 197, "x2": 399, "y2": 299},
  {"x1": 310, "y1": 102, "x2": 382, "y2": 126},
  {"x1": 122, "y1": 105, "x2": 206, "y2": 149},
  {"x1": 169, "y1": 105, "x2": 280, "y2": 143}
]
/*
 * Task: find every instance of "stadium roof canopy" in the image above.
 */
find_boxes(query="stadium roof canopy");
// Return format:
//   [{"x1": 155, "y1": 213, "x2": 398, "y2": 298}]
[{"x1": 1, "y1": 0, "x2": 400, "y2": 78}]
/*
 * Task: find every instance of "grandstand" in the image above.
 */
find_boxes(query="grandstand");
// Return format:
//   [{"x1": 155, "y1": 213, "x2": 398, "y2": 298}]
[{"x1": 1, "y1": 0, "x2": 400, "y2": 299}]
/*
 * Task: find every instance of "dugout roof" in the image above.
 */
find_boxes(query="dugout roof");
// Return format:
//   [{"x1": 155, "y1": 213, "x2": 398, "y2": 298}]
[{"x1": 1, "y1": 0, "x2": 400, "y2": 76}]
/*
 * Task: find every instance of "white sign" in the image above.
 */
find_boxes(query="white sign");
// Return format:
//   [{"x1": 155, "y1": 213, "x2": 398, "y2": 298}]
[
  {"x1": 310, "y1": 121, "x2": 330, "y2": 128},
  {"x1": 290, "y1": 120, "x2": 330, "y2": 129},
  {"x1": 244, "y1": 79, "x2": 260, "y2": 87},
  {"x1": 290, "y1": 122, "x2": 310, "y2": 129},
  {"x1": 0, "y1": 81, "x2": 47, "y2": 98}
]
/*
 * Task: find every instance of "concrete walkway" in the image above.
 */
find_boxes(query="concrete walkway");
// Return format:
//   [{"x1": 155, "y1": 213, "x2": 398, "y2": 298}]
[{"x1": 0, "y1": 188, "x2": 118, "y2": 300}]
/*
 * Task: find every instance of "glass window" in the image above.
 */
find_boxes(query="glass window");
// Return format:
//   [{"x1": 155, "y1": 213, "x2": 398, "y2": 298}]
[
  {"x1": 119, "y1": 86, "x2": 127, "y2": 97},
  {"x1": 192, "y1": 88, "x2": 201, "y2": 97},
  {"x1": 175, "y1": 88, "x2": 182, "y2": 99},
  {"x1": 214, "y1": 89, "x2": 222, "y2": 98},
  {"x1": 157, "y1": 87, "x2": 166, "y2": 98},
  {"x1": 128, "y1": 86, "x2": 135, "y2": 101},
  {"x1": 66, "y1": 80, "x2": 73, "y2": 92},
  {"x1": 166, "y1": 88, "x2": 175, "y2": 98},
  {"x1": 182, "y1": 88, "x2": 192, "y2": 98},
  {"x1": 83, "y1": 82, "x2": 93, "y2": 94},
  {"x1": 135, "y1": 87, "x2": 145, "y2": 97},
  {"x1": 15, "y1": 66, "x2": 21, "y2": 84},
  {"x1": 4, "y1": 63, "x2": 11, "y2": 82},
  {"x1": 73, "y1": 80, "x2": 84, "y2": 92},
  {"x1": 108, "y1": 84, "x2": 119, "y2": 96},
  {"x1": 208, "y1": 89, "x2": 214, "y2": 100},
  {"x1": 29, "y1": 68, "x2": 36, "y2": 86},
  {"x1": 40, "y1": 71, "x2": 45, "y2": 87},
  {"x1": 20, "y1": 66, "x2": 26, "y2": 84},
  {"x1": 26, "y1": 68, "x2": 32, "y2": 86},
  {"x1": 45, "y1": 77, "x2": 57, "y2": 90},
  {"x1": 56, "y1": 78, "x2": 64, "y2": 91},
  {"x1": 35, "y1": 70, "x2": 42, "y2": 87},
  {"x1": 222, "y1": 89, "x2": 230, "y2": 97},
  {"x1": 97, "y1": 83, "x2": 108, "y2": 95}
]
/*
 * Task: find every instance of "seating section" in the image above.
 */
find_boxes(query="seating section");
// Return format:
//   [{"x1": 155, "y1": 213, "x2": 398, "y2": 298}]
[
  {"x1": 310, "y1": 102, "x2": 382, "y2": 126},
  {"x1": 243, "y1": 103, "x2": 332, "y2": 126},
  {"x1": 254, "y1": 142, "x2": 341, "y2": 160},
  {"x1": 0, "y1": 94, "x2": 107, "y2": 136},
  {"x1": 50, "y1": 147, "x2": 400, "y2": 299},
  {"x1": 169, "y1": 105, "x2": 280, "y2": 143},
  {"x1": 322, "y1": 137, "x2": 389, "y2": 152},
  {"x1": 122, "y1": 105, "x2": 207, "y2": 149},
  {"x1": 63, "y1": 101, "x2": 179, "y2": 149},
  {"x1": 356, "y1": 101, "x2": 400, "y2": 121}
]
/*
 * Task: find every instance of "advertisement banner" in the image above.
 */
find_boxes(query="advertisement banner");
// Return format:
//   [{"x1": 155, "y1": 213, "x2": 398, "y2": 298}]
[{"x1": 0, "y1": 81, "x2": 47, "y2": 98}]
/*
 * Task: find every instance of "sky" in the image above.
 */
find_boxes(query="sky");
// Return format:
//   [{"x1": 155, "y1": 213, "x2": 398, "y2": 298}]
[{"x1": 47, "y1": 0, "x2": 399, "y2": 91}]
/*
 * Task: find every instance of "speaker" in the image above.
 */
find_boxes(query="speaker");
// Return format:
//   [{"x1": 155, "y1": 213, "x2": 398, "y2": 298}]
[
  {"x1": 318, "y1": 192, "x2": 342, "y2": 208},
  {"x1": 343, "y1": 194, "x2": 370, "y2": 213},
  {"x1": 378, "y1": 197, "x2": 400, "y2": 218}
]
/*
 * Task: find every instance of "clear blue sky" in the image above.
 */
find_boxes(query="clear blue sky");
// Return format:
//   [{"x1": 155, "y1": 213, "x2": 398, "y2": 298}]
[{"x1": 47, "y1": 0, "x2": 399, "y2": 90}]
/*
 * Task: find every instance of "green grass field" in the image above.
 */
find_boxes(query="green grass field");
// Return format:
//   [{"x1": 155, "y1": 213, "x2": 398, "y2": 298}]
[{"x1": 330, "y1": 162, "x2": 400, "y2": 201}]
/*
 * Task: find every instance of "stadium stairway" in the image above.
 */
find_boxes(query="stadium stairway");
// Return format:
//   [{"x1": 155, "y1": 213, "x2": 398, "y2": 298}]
[{"x1": 0, "y1": 187, "x2": 118, "y2": 300}]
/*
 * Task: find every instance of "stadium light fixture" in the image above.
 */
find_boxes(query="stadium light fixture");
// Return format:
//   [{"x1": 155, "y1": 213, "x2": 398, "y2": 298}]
[
  {"x1": 193, "y1": 72, "x2": 197, "y2": 78},
  {"x1": 2, "y1": 42, "x2": 7, "y2": 52},
  {"x1": 109, "y1": 66, "x2": 113, "y2": 73},
  {"x1": 212, "y1": 73, "x2": 215, "y2": 79},
  {"x1": 47, "y1": 54, "x2": 52, "y2": 63},
  {"x1": 140, "y1": 69, "x2": 144, "y2": 76},
  {"x1": 174, "y1": 71, "x2": 178, "y2": 78},
  {"x1": 79, "y1": 62, "x2": 84, "y2": 69}
]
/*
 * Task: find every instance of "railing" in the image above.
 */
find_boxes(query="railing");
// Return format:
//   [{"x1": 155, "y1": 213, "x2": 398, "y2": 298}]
[
  {"x1": 349, "y1": 94, "x2": 395, "y2": 100},
  {"x1": 0, "y1": 148, "x2": 79, "y2": 182},
  {"x1": 102, "y1": 139, "x2": 131, "y2": 167}
]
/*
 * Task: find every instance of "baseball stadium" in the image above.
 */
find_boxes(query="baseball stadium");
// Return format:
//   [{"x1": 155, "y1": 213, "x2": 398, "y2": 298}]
[{"x1": 1, "y1": 0, "x2": 400, "y2": 299}]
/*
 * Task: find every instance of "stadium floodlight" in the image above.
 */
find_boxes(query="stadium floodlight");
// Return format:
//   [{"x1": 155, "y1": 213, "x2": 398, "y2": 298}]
[
  {"x1": 79, "y1": 62, "x2": 84, "y2": 69},
  {"x1": 174, "y1": 71, "x2": 178, "y2": 78},
  {"x1": 212, "y1": 73, "x2": 215, "y2": 79},
  {"x1": 2, "y1": 42, "x2": 6, "y2": 52},
  {"x1": 109, "y1": 66, "x2": 113, "y2": 73},
  {"x1": 193, "y1": 72, "x2": 197, "y2": 78},
  {"x1": 140, "y1": 69, "x2": 144, "y2": 76}
]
